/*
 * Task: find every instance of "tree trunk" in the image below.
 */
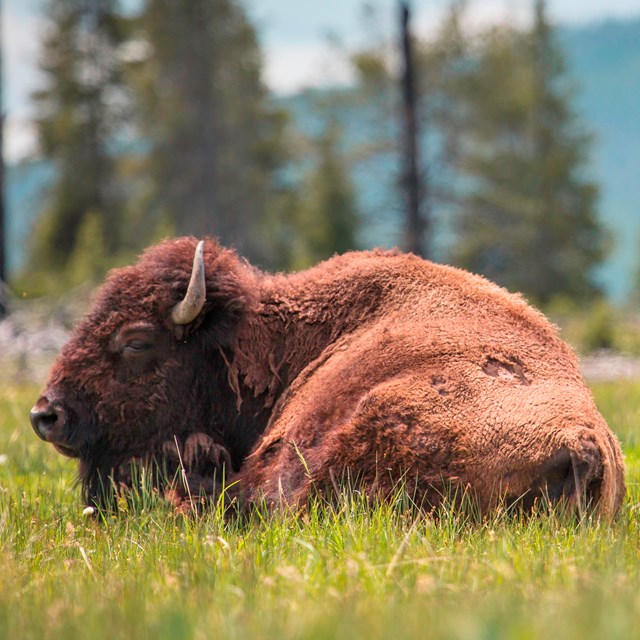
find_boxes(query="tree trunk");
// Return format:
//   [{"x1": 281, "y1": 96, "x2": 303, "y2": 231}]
[
  {"x1": 399, "y1": 1, "x2": 427, "y2": 257},
  {"x1": 0, "y1": 0, "x2": 6, "y2": 318}
]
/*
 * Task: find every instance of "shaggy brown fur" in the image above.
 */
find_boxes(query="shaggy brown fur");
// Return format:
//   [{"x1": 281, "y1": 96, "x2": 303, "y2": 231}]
[{"x1": 31, "y1": 237, "x2": 625, "y2": 516}]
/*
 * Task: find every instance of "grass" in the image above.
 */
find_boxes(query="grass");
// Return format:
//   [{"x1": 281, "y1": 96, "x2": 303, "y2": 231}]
[{"x1": 2, "y1": 382, "x2": 640, "y2": 639}]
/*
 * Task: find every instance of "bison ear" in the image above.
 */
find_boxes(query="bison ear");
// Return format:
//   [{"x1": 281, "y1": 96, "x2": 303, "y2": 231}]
[{"x1": 171, "y1": 241, "x2": 207, "y2": 341}]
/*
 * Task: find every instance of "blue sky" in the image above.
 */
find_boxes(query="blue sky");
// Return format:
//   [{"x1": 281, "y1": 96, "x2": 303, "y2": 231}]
[{"x1": 3, "y1": 0, "x2": 640, "y2": 160}]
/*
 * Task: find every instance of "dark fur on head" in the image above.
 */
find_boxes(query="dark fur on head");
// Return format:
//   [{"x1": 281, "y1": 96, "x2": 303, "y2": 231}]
[{"x1": 40, "y1": 238, "x2": 266, "y2": 505}]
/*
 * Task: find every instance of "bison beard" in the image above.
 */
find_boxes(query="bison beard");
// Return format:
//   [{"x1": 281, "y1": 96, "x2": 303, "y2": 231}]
[{"x1": 30, "y1": 237, "x2": 625, "y2": 517}]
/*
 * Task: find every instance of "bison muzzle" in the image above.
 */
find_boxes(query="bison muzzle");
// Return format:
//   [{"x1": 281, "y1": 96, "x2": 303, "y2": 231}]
[{"x1": 30, "y1": 237, "x2": 625, "y2": 517}]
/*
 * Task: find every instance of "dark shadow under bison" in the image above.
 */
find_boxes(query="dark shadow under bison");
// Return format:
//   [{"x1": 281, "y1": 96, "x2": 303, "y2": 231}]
[{"x1": 30, "y1": 237, "x2": 625, "y2": 517}]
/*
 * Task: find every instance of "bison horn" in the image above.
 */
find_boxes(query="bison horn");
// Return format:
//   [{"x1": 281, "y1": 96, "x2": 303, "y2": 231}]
[{"x1": 171, "y1": 240, "x2": 206, "y2": 325}]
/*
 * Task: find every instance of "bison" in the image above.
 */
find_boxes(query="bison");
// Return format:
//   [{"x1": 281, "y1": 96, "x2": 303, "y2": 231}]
[{"x1": 30, "y1": 237, "x2": 625, "y2": 517}]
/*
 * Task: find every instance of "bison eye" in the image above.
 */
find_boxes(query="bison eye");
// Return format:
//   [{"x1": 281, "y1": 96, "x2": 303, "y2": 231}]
[
  {"x1": 123, "y1": 339, "x2": 153, "y2": 354},
  {"x1": 112, "y1": 323, "x2": 159, "y2": 358}
]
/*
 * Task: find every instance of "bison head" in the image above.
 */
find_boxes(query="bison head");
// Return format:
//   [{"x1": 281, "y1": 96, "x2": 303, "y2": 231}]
[{"x1": 30, "y1": 237, "x2": 254, "y2": 504}]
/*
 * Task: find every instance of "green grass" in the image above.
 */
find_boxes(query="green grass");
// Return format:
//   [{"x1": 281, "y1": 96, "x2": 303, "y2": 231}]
[{"x1": 2, "y1": 382, "x2": 640, "y2": 639}]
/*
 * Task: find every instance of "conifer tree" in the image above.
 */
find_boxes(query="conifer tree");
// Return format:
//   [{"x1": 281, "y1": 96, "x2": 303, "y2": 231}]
[
  {"x1": 452, "y1": 0, "x2": 605, "y2": 304},
  {"x1": 290, "y1": 123, "x2": 360, "y2": 270},
  {"x1": 127, "y1": 0, "x2": 288, "y2": 265},
  {"x1": 30, "y1": 0, "x2": 124, "y2": 277},
  {"x1": 256, "y1": 119, "x2": 361, "y2": 271}
]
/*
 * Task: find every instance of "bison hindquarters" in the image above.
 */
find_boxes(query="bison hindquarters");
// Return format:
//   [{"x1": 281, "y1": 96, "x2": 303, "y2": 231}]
[{"x1": 233, "y1": 354, "x2": 624, "y2": 518}]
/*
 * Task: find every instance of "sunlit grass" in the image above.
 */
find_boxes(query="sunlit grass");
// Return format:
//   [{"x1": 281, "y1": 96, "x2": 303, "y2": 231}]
[
  {"x1": 1, "y1": 382, "x2": 640, "y2": 639},
  {"x1": 592, "y1": 380, "x2": 640, "y2": 449}
]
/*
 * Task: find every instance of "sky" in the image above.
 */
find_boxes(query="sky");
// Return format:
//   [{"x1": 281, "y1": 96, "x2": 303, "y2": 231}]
[
  {"x1": 3, "y1": 0, "x2": 640, "y2": 162},
  {"x1": 249, "y1": 0, "x2": 640, "y2": 93}
]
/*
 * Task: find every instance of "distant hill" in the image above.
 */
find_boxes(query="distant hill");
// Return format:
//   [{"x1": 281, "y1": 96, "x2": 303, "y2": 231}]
[
  {"x1": 560, "y1": 17, "x2": 640, "y2": 302},
  {"x1": 5, "y1": 16, "x2": 640, "y2": 302}
]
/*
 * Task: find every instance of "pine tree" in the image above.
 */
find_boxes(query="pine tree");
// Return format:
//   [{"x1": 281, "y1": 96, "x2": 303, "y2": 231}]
[
  {"x1": 257, "y1": 120, "x2": 361, "y2": 272},
  {"x1": 29, "y1": 0, "x2": 124, "y2": 279},
  {"x1": 290, "y1": 123, "x2": 360, "y2": 270},
  {"x1": 452, "y1": 1, "x2": 605, "y2": 304},
  {"x1": 127, "y1": 0, "x2": 289, "y2": 265}
]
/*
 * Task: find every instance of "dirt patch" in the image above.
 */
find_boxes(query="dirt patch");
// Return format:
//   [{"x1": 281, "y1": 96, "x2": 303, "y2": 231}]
[{"x1": 579, "y1": 350, "x2": 640, "y2": 382}]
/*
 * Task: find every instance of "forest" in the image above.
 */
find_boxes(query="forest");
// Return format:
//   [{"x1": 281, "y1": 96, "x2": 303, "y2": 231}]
[{"x1": 10, "y1": 0, "x2": 620, "y2": 315}]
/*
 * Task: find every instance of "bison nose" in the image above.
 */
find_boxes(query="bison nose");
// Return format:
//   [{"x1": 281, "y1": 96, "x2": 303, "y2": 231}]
[{"x1": 30, "y1": 398, "x2": 67, "y2": 441}]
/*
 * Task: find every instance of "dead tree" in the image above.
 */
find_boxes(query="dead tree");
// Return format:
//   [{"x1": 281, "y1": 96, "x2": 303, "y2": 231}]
[
  {"x1": 399, "y1": 1, "x2": 428, "y2": 257},
  {"x1": 0, "y1": 0, "x2": 6, "y2": 318}
]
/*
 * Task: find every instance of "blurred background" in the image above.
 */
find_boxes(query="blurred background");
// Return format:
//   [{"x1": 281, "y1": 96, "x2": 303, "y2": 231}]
[{"x1": 0, "y1": 0, "x2": 639, "y2": 380}]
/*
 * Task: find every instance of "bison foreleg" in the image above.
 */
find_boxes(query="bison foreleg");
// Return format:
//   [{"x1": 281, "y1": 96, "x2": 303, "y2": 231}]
[
  {"x1": 183, "y1": 433, "x2": 233, "y2": 478},
  {"x1": 159, "y1": 433, "x2": 233, "y2": 512}
]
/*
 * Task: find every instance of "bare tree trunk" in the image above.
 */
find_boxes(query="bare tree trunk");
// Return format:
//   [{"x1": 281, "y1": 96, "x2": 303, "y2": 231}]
[
  {"x1": 0, "y1": 0, "x2": 6, "y2": 318},
  {"x1": 399, "y1": 1, "x2": 428, "y2": 257}
]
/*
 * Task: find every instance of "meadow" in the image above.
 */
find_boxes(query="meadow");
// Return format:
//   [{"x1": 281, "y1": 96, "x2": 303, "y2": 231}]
[{"x1": 1, "y1": 381, "x2": 640, "y2": 639}]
